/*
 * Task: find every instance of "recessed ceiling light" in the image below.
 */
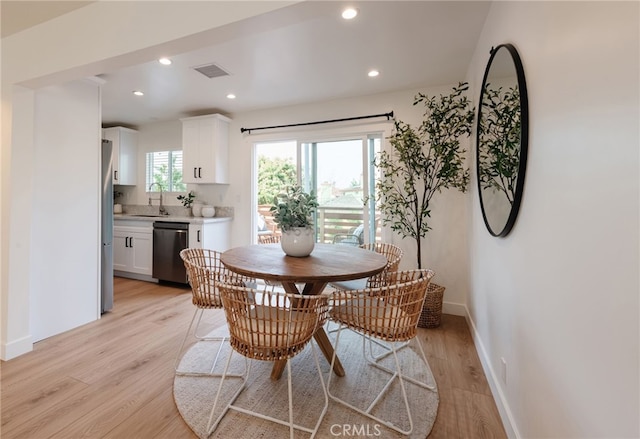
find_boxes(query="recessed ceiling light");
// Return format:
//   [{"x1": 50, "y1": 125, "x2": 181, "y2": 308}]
[
  {"x1": 342, "y1": 8, "x2": 358, "y2": 20},
  {"x1": 158, "y1": 57, "x2": 172, "y2": 65},
  {"x1": 133, "y1": 90, "x2": 144, "y2": 96},
  {"x1": 368, "y1": 70, "x2": 380, "y2": 77},
  {"x1": 226, "y1": 93, "x2": 236, "y2": 99}
]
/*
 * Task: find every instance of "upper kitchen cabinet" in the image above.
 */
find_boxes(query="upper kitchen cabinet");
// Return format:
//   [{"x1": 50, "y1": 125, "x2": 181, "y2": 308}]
[
  {"x1": 102, "y1": 127, "x2": 138, "y2": 185},
  {"x1": 181, "y1": 114, "x2": 231, "y2": 184}
]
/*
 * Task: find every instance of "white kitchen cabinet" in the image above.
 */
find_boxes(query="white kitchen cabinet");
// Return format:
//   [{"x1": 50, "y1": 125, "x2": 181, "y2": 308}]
[
  {"x1": 113, "y1": 225, "x2": 153, "y2": 275},
  {"x1": 102, "y1": 126, "x2": 138, "y2": 185},
  {"x1": 188, "y1": 221, "x2": 231, "y2": 253},
  {"x1": 181, "y1": 114, "x2": 231, "y2": 184}
]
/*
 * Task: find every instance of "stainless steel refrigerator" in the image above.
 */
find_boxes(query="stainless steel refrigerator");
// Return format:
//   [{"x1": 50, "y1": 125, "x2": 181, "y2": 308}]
[{"x1": 101, "y1": 139, "x2": 114, "y2": 313}]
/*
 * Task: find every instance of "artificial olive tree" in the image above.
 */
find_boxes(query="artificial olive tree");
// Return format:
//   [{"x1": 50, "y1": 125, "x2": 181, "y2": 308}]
[
  {"x1": 477, "y1": 85, "x2": 521, "y2": 205},
  {"x1": 375, "y1": 82, "x2": 474, "y2": 269}
]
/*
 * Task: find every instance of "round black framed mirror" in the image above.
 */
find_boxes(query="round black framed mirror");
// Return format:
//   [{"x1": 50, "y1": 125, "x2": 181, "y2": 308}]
[{"x1": 476, "y1": 43, "x2": 528, "y2": 237}]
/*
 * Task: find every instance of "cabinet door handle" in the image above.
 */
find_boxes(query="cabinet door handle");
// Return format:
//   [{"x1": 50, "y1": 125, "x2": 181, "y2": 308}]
[
  {"x1": 197, "y1": 230, "x2": 201, "y2": 242},
  {"x1": 193, "y1": 167, "x2": 197, "y2": 179},
  {"x1": 198, "y1": 167, "x2": 202, "y2": 178},
  {"x1": 114, "y1": 170, "x2": 118, "y2": 181},
  {"x1": 129, "y1": 237, "x2": 133, "y2": 247},
  {"x1": 125, "y1": 237, "x2": 129, "y2": 248}
]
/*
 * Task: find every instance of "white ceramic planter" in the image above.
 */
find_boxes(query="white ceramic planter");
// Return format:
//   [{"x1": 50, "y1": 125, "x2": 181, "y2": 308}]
[{"x1": 281, "y1": 227, "x2": 315, "y2": 257}]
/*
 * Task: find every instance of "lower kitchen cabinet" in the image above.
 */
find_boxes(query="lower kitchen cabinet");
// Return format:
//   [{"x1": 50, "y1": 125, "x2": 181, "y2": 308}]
[
  {"x1": 113, "y1": 226, "x2": 153, "y2": 275},
  {"x1": 188, "y1": 221, "x2": 230, "y2": 253}
]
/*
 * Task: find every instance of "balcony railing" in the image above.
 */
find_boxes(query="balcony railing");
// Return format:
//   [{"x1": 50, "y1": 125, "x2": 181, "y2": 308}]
[{"x1": 258, "y1": 205, "x2": 380, "y2": 243}]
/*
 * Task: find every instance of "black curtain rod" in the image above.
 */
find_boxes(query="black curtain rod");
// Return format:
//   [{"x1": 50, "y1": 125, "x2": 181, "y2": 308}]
[{"x1": 240, "y1": 111, "x2": 394, "y2": 134}]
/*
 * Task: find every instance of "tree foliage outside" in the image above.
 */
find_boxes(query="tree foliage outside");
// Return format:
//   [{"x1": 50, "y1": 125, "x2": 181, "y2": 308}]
[
  {"x1": 258, "y1": 156, "x2": 296, "y2": 205},
  {"x1": 478, "y1": 84, "x2": 521, "y2": 204},
  {"x1": 151, "y1": 152, "x2": 185, "y2": 192},
  {"x1": 375, "y1": 82, "x2": 474, "y2": 269}
]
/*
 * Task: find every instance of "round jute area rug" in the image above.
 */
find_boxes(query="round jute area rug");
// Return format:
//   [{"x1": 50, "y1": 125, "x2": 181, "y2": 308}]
[{"x1": 174, "y1": 325, "x2": 439, "y2": 438}]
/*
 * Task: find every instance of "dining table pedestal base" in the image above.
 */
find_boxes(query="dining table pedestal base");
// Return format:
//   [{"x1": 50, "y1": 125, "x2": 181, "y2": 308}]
[{"x1": 270, "y1": 327, "x2": 346, "y2": 380}]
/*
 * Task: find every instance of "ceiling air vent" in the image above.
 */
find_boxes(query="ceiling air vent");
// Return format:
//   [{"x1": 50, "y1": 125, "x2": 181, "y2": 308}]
[{"x1": 192, "y1": 63, "x2": 230, "y2": 79}]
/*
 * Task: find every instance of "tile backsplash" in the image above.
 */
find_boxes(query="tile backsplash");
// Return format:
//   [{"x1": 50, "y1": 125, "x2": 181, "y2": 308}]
[{"x1": 118, "y1": 204, "x2": 233, "y2": 218}]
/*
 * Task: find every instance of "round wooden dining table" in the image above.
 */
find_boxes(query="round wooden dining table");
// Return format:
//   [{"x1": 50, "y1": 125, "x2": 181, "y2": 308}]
[{"x1": 220, "y1": 243, "x2": 387, "y2": 380}]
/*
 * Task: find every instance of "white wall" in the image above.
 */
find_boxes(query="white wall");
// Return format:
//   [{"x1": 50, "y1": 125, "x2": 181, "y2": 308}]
[
  {"x1": 466, "y1": 2, "x2": 639, "y2": 438},
  {"x1": 29, "y1": 80, "x2": 102, "y2": 341},
  {"x1": 4, "y1": 86, "x2": 36, "y2": 358}
]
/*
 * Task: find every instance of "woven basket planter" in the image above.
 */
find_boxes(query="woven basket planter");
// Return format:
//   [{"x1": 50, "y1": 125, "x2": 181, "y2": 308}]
[{"x1": 418, "y1": 283, "x2": 445, "y2": 328}]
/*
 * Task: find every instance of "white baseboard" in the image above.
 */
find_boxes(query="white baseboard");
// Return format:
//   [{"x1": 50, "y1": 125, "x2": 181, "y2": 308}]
[
  {"x1": 463, "y1": 307, "x2": 521, "y2": 439},
  {"x1": 442, "y1": 300, "x2": 467, "y2": 316},
  {"x1": 114, "y1": 271, "x2": 158, "y2": 283},
  {"x1": 1, "y1": 334, "x2": 33, "y2": 361}
]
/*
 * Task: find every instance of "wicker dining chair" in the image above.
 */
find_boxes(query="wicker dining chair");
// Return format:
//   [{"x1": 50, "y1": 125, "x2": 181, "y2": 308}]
[
  {"x1": 327, "y1": 269, "x2": 436, "y2": 435},
  {"x1": 328, "y1": 242, "x2": 405, "y2": 359},
  {"x1": 257, "y1": 234, "x2": 285, "y2": 289},
  {"x1": 207, "y1": 283, "x2": 331, "y2": 439},
  {"x1": 175, "y1": 248, "x2": 254, "y2": 376},
  {"x1": 257, "y1": 233, "x2": 281, "y2": 244},
  {"x1": 329, "y1": 242, "x2": 403, "y2": 291}
]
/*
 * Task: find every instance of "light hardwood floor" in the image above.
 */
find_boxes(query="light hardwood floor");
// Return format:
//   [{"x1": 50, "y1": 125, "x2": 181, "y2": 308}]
[{"x1": 1, "y1": 277, "x2": 506, "y2": 438}]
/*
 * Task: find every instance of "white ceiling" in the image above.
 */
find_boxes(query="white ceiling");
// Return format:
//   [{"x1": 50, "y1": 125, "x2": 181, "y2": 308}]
[
  {"x1": 0, "y1": 1, "x2": 94, "y2": 38},
  {"x1": 3, "y1": 1, "x2": 492, "y2": 128}
]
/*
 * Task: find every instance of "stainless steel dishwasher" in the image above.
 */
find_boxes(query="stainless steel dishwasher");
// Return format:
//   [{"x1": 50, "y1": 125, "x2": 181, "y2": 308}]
[{"x1": 153, "y1": 221, "x2": 189, "y2": 284}]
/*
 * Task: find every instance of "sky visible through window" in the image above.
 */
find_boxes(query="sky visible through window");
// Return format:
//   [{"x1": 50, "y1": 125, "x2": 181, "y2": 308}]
[{"x1": 257, "y1": 140, "x2": 363, "y2": 190}]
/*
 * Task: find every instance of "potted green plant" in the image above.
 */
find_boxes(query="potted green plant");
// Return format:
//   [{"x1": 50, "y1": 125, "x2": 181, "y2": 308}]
[
  {"x1": 375, "y1": 82, "x2": 475, "y2": 269},
  {"x1": 177, "y1": 191, "x2": 196, "y2": 216},
  {"x1": 270, "y1": 185, "x2": 319, "y2": 257}
]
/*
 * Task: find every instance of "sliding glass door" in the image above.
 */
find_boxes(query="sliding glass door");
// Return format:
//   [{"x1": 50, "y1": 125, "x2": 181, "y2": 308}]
[
  {"x1": 300, "y1": 137, "x2": 380, "y2": 243},
  {"x1": 254, "y1": 135, "x2": 381, "y2": 243}
]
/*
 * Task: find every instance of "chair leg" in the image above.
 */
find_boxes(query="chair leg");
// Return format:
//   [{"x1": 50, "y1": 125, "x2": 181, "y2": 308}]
[
  {"x1": 206, "y1": 349, "x2": 249, "y2": 435},
  {"x1": 286, "y1": 359, "x2": 294, "y2": 439},
  {"x1": 365, "y1": 336, "x2": 436, "y2": 391},
  {"x1": 210, "y1": 343, "x2": 328, "y2": 438},
  {"x1": 327, "y1": 321, "x2": 409, "y2": 363},
  {"x1": 174, "y1": 308, "x2": 200, "y2": 371},
  {"x1": 366, "y1": 338, "x2": 410, "y2": 362},
  {"x1": 175, "y1": 308, "x2": 246, "y2": 378},
  {"x1": 309, "y1": 339, "x2": 329, "y2": 438},
  {"x1": 326, "y1": 325, "x2": 436, "y2": 435}
]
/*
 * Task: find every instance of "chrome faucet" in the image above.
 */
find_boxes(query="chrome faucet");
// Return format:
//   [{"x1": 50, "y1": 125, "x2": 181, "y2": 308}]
[{"x1": 148, "y1": 183, "x2": 167, "y2": 215}]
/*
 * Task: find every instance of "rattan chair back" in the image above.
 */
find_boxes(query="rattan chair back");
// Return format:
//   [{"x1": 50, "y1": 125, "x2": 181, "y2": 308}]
[
  {"x1": 256, "y1": 235, "x2": 283, "y2": 287},
  {"x1": 330, "y1": 269, "x2": 434, "y2": 342},
  {"x1": 218, "y1": 283, "x2": 330, "y2": 361},
  {"x1": 258, "y1": 234, "x2": 281, "y2": 244},
  {"x1": 180, "y1": 248, "x2": 249, "y2": 309},
  {"x1": 359, "y1": 242, "x2": 403, "y2": 288}
]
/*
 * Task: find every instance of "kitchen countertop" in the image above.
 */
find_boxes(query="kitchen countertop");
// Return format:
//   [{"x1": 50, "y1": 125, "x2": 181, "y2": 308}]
[{"x1": 114, "y1": 214, "x2": 232, "y2": 224}]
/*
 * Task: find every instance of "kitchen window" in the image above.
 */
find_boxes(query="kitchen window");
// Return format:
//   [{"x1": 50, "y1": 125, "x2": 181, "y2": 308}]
[{"x1": 145, "y1": 151, "x2": 186, "y2": 192}]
